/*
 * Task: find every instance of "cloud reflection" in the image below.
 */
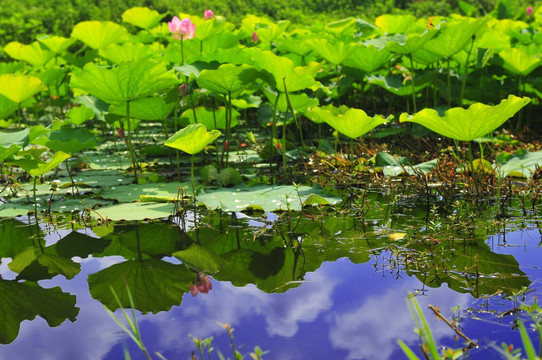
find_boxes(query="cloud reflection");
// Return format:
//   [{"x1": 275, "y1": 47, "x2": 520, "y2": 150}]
[{"x1": 328, "y1": 280, "x2": 472, "y2": 360}]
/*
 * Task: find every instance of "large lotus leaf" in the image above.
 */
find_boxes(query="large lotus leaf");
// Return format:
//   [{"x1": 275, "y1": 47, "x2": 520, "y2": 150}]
[
  {"x1": 325, "y1": 17, "x2": 358, "y2": 37},
  {"x1": 100, "y1": 223, "x2": 181, "y2": 258},
  {"x1": 400, "y1": 95, "x2": 531, "y2": 141},
  {"x1": 194, "y1": 17, "x2": 227, "y2": 41},
  {"x1": 37, "y1": 67, "x2": 68, "y2": 90},
  {"x1": 71, "y1": 21, "x2": 130, "y2": 49},
  {"x1": 496, "y1": 149, "x2": 542, "y2": 178},
  {"x1": 54, "y1": 231, "x2": 111, "y2": 258},
  {"x1": 3, "y1": 41, "x2": 54, "y2": 67},
  {"x1": 197, "y1": 64, "x2": 255, "y2": 96},
  {"x1": 122, "y1": 6, "x2": 165, "y2": 30},
  {"x1": 87, "y1": 259, "x2": 193, "y2": 314},
  {"x1": 255, "y1": 20, "x2": 290, "y2": 43},
  {"x1": 0, "y1": 94, "x2": 18, "y2": 120},
  {"x1": 423, "y1": 18, "x2": 486, "y2": 58},
  {"x1": 201, "y1": 31, "x2": 245, "y2": 52},
  {"x1": 0, "y1": 280, "x2": 78, "y2": 344},
  {"x1": 98, "y1": 42, "x2": 156, "y2": 64},
  {"x1": 277, "y1": 36, "x2": 313, "y2": 56},
  {"x1": 305, "y1": 38, "x2": 355, "y2": 65},
  {"x1": 9, "y1": 246, "x2": 81, "y2": 280},
  {"x1": 36, "y1": 35, "x2": 76, "y2": 54},
  {"x1": 0, "y1": 128, "x2": 30, "y2": 149},
  {"x1": 365, "y1": 28, "x2": 438, "y2": 55},
  {"x1": 248, "y1": 49, "x2": 321, "y2": 92},
  {"x1": 307, "y1": 107, "x2": 388, "y2": 139},
  {"x1": 0, "y1": 74, "x2": 47, "y2": 104},
  {"x1": 173, "y1": 244, "x2": 227, "y2": 274},
  {"x1": 366, "y1": 72, "x2": 435, "y2": 96},
  {"x1": 99, "y1": 182, "x2": 194, "y2": 203},
  {"x1": 0, "y1": 219, "x2": 40, "y2": 258},
  {"x1": 474, "y1": 28, "x2": 511, "y2": 52},
  {"x1": 70, "y1": 59, "x2": 178, "y2": 104},
  {"x1": 499, "y1": 48, "x2": 542, "y2": 76},
  {"x1": 109, "y1": 96, "x2": 174, "y2": 121},
  {"x1": 164, "y1": 123, "x2": 221, "y2": 155},
  {"x1": 343, "y1": 44, "x2": 393, "y2": 73},
  {"x1": 14, "y1": 151, "x2": 71, "y2": 177},
  {"x1": 180, "y1": 106, "x2": 239, "y2": 130},
  {"x1": 31, "y1": 128, "x2": 99, "y2": 154},
  {"x1": 263, "y1": 90, "x2": 319, "y2": 114},
  {"x1": 375, "y1": 14, "x2": 417, "y2": 34},
  {"x1": 67, "y1": 106, "x2": 95, "y2": 125}
]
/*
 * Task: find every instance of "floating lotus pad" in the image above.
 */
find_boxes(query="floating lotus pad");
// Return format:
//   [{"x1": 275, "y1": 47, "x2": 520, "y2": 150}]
[{"x1": 399, "y1": 95, "x2": 530, "y2": 141}]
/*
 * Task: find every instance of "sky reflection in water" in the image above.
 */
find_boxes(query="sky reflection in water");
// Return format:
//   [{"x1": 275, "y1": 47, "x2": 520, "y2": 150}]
[{"x1": 0, "y1": 227, "x2": 541, "y2": 360}]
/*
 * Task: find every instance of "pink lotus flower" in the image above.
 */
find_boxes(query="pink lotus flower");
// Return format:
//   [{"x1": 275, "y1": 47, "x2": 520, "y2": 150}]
[
  {"x1": 168, "y1": 16, "x2": 195, "y2": 40},
  {"x1": 204, "y1": 9, "x2": 214, "y2": 20},
  {"x1": 251, "y1": 31, "x2": 259, "y2": 43},
  {"x1": 117, "y1": 128, "x2": 124, "y2": 138},
  {"x1": 527, "y1": 6, "x2": 534, "y2": 16}
]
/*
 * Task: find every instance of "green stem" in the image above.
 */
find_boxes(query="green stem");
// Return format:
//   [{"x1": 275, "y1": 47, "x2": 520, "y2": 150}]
[
  {"x1": 125, "y1": 100, "x2": 139, "y2": 183},
  {"x1": 447, "y1": 58, "x2": 452, "y2": 107},
  {"x1": 17, "y1": 103, "x2": 22, "y2": 130},
  {"x1": 191, "y1": 155, "x2": 196, "y2": 204},
  {"x1": 283, "y1": 77, "x2": 304, "y2": 149},
  {"x1": 408, "y1": 53, "x2": 417, "y2": 113},
  {"x1": 459, "y1": 36, "x2": 475, "y2": 106},
  {"x1": 174, "y1": 100, "x2": 181, "y2": 181},
  {"x1": 180, "y1": 35, "x2": 185, "y2": 64}
]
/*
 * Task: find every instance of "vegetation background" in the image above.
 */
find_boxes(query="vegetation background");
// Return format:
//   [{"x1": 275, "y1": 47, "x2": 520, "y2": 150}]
[{"x1": 0, "y1": 0, "x2": 538, "y2": 50}]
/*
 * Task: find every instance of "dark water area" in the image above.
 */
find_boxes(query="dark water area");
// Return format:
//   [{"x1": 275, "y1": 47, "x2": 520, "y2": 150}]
[{"x1": 0, "y1": 208, "x2": 541, "y2": 359}]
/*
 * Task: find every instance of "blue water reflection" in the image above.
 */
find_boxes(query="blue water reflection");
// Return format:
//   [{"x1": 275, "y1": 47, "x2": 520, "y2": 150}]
[{"x1": 1, "y1": 227, "x2": 541, "y2": 359}]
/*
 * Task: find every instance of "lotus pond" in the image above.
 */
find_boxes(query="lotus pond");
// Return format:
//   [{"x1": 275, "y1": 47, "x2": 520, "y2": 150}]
[{"x1": 2, "y1": 5, "x2": 542, "y2": 360}]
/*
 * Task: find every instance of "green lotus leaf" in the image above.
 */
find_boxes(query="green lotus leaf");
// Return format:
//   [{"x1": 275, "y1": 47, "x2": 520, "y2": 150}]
[
  {"x1": 366, "y1": 72, "x2": 436, "y2": 96},
  {"x1": 70, "y1": 59, "x2": 178, "y2": 104},
  {"x1": 173, "y1": 244, "x2": 227, "y2": 274},
  {"x1": 0, "y1": 280, "x2": 78, "y2": 344},
  {"x1": 308, "y1": 106, "x2": 389, "y2": 139},
  {"x1": 88, "y1": 259, "x2": 193, "y2": 314},
  {"x1": 36, "y1": 67, "x2": 68, "y2": 93},
  {"x1": 109, "y1": 96, "x2": 175, "y2": 121},
  {"x1": 496, "y1": 149, "x2": 542, "y2": 178},
  {"x1": 305, "y1": 38, "x2": 355, "y2": 65},
  {"x1": 98, "y1": 42, "x2": 156, "y2": 63},
  {"x1": 71, "y1": 21, "x2": 130, "y2": 49},
  {"x1": 343, "y1": 44, "x2": 393, "y2": 73},
  {"x1": 180, "y1": 106, "x2": 239, "y2": 130},
  {"x1": 248, "y1": 49, "x2": 320, "y2": 92},
  {"x1": 0, "y1": 128, "x2": 29, "y2": 161},
  {"x1": 15, "y1": 151, "x2": 71, "y2": 177},
  {"x1": 9, "y1": 246, "x2": 81, "y2": 280},
  {"x1": 263, "y1": 90, "x2": 319, "y2": 114},
  {"x1": 499, "y1": 48, "x2": 542, "y2": 76},
  {"x1": 277, "y1": 36, "x2": 313, "y2": 56},
  {"x1": 121, "y1": 6, "x2": 165, "y2": 30},
  {"x1": 194, "y1": 17, "x2": 226, "y2": 41},
  {"x1": 4, "y1": 41, "x2": 54, "y2": 67},
  {"x1": 399, "y1": 95, "x2": 531, "y2": 141},
  {"x1": 197, "y1": 64, "x2": 256, "y2": 96},
  {"x1": 255, "y1": 20, "x2": 290, "y2": 43},
  {"x1": 32, "y1": 128, "x2": 99, "y2": 154},
  {"x1": 0, "y1": 74, "x2": 47, "y2": 104},
  {"x1": 36, "y1": 35, "x2": 76, "y2": 54},
  {"x1": 375, "y1": 14, "x2": 417, "y2": 34},
  {"x1": 366, "y1": 28, "x2": 438, "y2": 55},
  {"x1": 324, "y1": 17, "x2": 358, "y2": 36},
  {"x1": 67, "y1": 106, "x2": 95, "y2": 125},
  {"x1": 0, "y1": 94, "x2": 18, "y2": 120},
  {"x1": 423, "y1": 18, "x2": 486, "y2": 59},
  {"x1": 164, "y1": 123, "x2": 221, "y2": 155}
]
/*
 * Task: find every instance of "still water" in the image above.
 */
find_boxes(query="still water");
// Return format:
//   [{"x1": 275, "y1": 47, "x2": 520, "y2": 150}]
[{"x1": 0, "y1": 211, "x2": 540, "y2": 359}]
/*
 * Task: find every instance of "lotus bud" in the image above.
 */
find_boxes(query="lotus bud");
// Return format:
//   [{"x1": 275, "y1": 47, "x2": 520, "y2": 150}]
[
  {"x1": 527, "y1": 6, "x2": 534, "y2": 16},
  {"x1": 251, "y1": 31, "x2": 259, "y2": 43},
  {"x1": 178, "y1": 83, "x2": 188, "y2": 97},
  {"x1": 204, "y1": 9, "x2": 214, "y2": 20}
]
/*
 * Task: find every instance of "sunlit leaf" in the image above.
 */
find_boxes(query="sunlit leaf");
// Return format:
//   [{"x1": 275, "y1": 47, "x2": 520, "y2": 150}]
[
  {"x1": 122, "y1": 6, "x2": 165, "y2": 30},
  {"x1": 164, "y1": 123, "x2": 221, "y2": 155},
  {"x1": 499, "y1": 47, "x2": 542, "y2": 76},
  {"x1": 4, "y1": 41, "x2": 54, "y2": 67},
  {"x1": 400, "y1": 95, "x2": 530, "y2": 141},
  {"x1": 307, "y1": 106, "x2": 389, "y2": 139},
  {"x1": 70, "y1": 59, "x2": 178, "y2": 104},
  {"x1": 0, "y1": 74, "x2": 47, "y2": 104},
  {"x1": 14, "y1": 151, "x2": 71, "y2": 177},
  {"x1": 71, "y1": 21, "x2": 130, "y2": 49},
  {"x1": 180, "y1": 106, "x2": 239, "y2": 130}
]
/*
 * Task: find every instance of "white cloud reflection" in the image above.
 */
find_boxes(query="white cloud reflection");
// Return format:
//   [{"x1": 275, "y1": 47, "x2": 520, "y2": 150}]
[{"x1": 328, "y1": 280, "x2": 472, "y2": 360}]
